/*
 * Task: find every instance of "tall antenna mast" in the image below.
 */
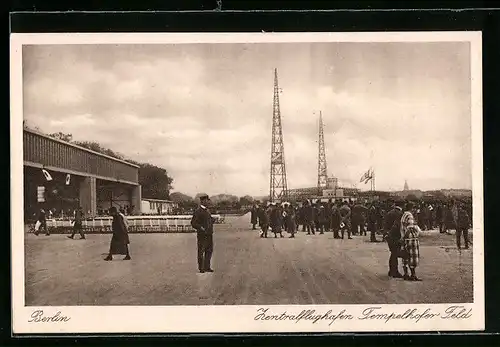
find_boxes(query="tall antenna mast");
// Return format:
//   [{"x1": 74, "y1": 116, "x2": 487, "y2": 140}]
[
  {"x1": 317, "y1": 111, "x2": 328, "y2": 194},
  {"x1": 269, "y1": 68, "x2": 288, "y2": 203}
]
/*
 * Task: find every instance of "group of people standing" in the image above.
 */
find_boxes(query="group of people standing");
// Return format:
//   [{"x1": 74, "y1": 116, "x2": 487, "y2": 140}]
[
  {"x1": 250, "y1": 197, "x2": 473, "y2": 281},
  {"x1": 384, "y1": 198, "x2": 471, "y2": 281},
  {"x1": 250, "y1": 199, "x2": 383, "y2": 242}
]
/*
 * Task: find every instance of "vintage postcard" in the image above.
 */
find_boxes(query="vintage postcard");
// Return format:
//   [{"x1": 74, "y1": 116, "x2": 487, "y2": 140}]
[{"x1": 10, "y1": 32, "x2": 483, "y2": 334}]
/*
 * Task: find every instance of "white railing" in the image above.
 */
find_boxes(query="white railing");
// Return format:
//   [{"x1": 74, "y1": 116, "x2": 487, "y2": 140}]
[{"x1": 37, "y1": 214, "x2": 224, "y2": 234}]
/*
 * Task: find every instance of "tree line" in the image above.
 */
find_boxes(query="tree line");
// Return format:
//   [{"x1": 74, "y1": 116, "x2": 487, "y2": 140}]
[{"x1": 170, "y1": 192, "x2": 258, "y2": 212}]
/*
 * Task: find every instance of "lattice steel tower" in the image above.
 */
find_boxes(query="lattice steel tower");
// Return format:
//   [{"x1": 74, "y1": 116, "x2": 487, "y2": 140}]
[
  {"x1": 317, "y1": 111, "x2": 328, "y2": 193},
  {"x1": 269, "y1": 68, "x2": 288, "y2": 203}
]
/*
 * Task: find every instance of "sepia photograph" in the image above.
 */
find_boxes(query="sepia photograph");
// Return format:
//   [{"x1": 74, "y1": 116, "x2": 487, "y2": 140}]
[{"x1": 10, "y1": 32, "x2": 483, "y2": 333}]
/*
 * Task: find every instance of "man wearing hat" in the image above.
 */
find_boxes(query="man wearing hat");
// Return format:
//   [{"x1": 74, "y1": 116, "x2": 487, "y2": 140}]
[
  {"x1": 259, "y1": 201, "x2": 271, "y2": 238},
  {"x1": 384, "y1": 200, "x2": 404, "y2": 278},
  {"x1": 190, "y1": 194, "x2": 214, "y2": 273},
  {"x1": 269, "y1": 202, "x2": 284, "y2": 238}
]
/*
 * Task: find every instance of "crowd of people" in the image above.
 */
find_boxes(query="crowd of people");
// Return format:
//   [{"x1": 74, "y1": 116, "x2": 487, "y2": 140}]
[{"x1": 250, "y1": 197, "x2": 473, "y2": 281}]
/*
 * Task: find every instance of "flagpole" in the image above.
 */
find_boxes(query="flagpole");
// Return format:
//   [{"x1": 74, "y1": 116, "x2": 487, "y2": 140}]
[{"x1": 371, "y1": 169, "x2": 375, "y2": 200}]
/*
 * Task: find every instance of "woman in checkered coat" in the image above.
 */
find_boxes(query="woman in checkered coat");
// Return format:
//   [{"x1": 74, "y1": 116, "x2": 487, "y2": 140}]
[{"x1": 400, "y1": 204, "x2": 422, "y2": 281}]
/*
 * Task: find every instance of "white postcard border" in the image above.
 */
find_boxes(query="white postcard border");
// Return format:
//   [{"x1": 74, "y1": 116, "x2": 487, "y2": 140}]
[{"x1": 10, "y1": 31, "x2": 484, "y2": 334}]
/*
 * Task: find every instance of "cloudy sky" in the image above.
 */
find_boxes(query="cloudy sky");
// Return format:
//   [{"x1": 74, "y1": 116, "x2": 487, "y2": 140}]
[{"x1": 23, "y1": 42, "x2": 472, "y2": 197}]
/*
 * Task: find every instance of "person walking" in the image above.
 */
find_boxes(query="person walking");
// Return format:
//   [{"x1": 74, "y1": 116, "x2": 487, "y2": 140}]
[
  {"x1": 34, "y1": 209, "x2": 49, "y2": 236},
  {"x1": 190, "y1": 194, "x2": 214, "y2": 273},
  {"x1": 68, "y1": 206, "x2": 86, "y2": 239},
  {"x1": 104, "y1": 207, "x2": 131, "y2": 261}
]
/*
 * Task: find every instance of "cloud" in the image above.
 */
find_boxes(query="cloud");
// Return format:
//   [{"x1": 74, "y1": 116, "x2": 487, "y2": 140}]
[{"x1": 22, "y1": 42, "x2": 472, "y2": 196}]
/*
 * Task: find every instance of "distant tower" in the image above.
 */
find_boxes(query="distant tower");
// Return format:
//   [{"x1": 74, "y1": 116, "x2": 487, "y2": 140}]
[
  {"x1": 269, "y1": 68, "x2": 288, "y2": 203},
  {"x1": 404, "y1": 180, "x2": 409, "y2": 191},
  {"x1": 317, "y1": 111, "x2": 328, "y2": 194}
]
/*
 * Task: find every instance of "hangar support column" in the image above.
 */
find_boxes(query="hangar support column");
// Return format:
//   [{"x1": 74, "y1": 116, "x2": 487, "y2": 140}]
[
  {"x1": 131, "y1": 185, "x2": 142, "y2": 215},
  {"x1": 80, "y1": 177, "x2": 97, "y2": 217}
]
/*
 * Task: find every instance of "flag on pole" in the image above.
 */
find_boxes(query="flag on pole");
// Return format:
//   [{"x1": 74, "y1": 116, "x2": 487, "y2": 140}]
[
  {"x1": 41, "y1": 169, "x2": 52, "y2": 181},
  {"x1": 359, "y1": 170, "x2": 369, "y2": 183},
  {"x1": 360, "y1": 168, "x2": 373, "y2": 183},
  {"x1": 362, "y1": 168, "x2": 374, "y2": 184},
  {"x1": 65, "y1": 173, "x2": 71, "y2": 185}
]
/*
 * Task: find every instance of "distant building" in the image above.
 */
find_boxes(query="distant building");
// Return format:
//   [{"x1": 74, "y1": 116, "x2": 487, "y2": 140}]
[
  {"x1": 140, "y1": 198, "x2": 178, "y2": 215},
  {"x1": 404, "y1": 180, "x2": 409, "y2": 191},
  {"x1": 288, "y1": 175, "x2": 359, "y2": 201}
]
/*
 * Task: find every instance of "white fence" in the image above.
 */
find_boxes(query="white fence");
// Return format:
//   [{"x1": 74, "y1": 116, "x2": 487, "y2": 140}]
[{"x1": 33, "y1": 215, "x2": 225, "y2": 234}]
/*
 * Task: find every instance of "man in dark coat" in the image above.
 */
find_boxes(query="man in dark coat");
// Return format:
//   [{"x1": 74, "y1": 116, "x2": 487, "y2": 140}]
[
  {"x1": 351, "y1": 202, "x2": 368, "y2": 236},
  {"x1": 436, "y1": 202, "x2": 447, "y2": 233},
  {"x1": 34, "y1": 208, "x2": 49, "y2": 236},
  {"x1": 259, "y1": 203, "x2": 271, "y2": 238},
  {"x1": 190, "y1": 194, "x2": 215, "y2": 273},
  {"x1": 250, "y1": 205, "x2": 258, "y2": 230},
  {"x1": 384, "y1": 202, "x2": 403, "y2": 278},
  {"x1": 285, "y1": 203, "x2": 297, "y2": 238},
  {"x1": 104, "y1": 206, "x2": 130, "y2": 261},
  {"x1": 456, "y1": 202, "x2": 471, "y2": 250},
  {"x1": 313, "y1": 201, "x2": 320, "y2": 233},
  {"x1": 270, "y1": 203, "x2": 284, "y2": 238},
  {"x1": 68, "y1": 206, "x2": 85, "y2": 239},
  {"x1": 324, "y1": 199, "x2": 333, "y2": 234},
  {"x1": 296, "y1": 204, "x2": 304, "y2": 231},
  {"x1": 339, "y1": 201, "x2": 352, "y2": 239},
  {"x1": 330, "y1": 200, "x2": 341, "y2": 239},
  {"x1": 367, "y1": 202, "x2": 379, "y2": 242},
  {"x1": 303, "y1": 200, "x2": 315, "y2": 235},
  {"x1": 317, "y1": 204, "x2": 327, "y2": 234}
]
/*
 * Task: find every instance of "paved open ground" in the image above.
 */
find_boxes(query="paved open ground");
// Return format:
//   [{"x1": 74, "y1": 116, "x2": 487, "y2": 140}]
[{"x1": 25, "y1": 214, "x2": 473, "y2": 306}]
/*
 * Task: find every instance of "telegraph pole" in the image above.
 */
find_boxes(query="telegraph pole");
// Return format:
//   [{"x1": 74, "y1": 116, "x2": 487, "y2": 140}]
[
  {"x1": 269, "y1": 68, "x2": 288, "y2": 203},
  {"x1": 317, "y1": 111, "x2": 328, "y2": 195}
]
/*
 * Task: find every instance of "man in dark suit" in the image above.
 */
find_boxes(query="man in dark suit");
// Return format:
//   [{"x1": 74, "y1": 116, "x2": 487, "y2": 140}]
[
  {"x1": 384, "y1": 201, "x2": 404, "y2": 278},
  {"x1": 339, "y1": 201, "x2": 352, "y2": 239},
  {"x1": 250, "y1": 205, "x2": 258, "y2": 230},
  {"x1": 330, "y1": 200, "x2": 341, "y2": 239},
  {"x1": 351, "y1": 202, "x2": 368, "y2": 236},
  {"x1": 303, "y1": 200, "x2": 315, "y2": 235},
  {"x1": 456, "y1": 202, "x2": 471, "y2": 250},
  {"x1": 367, "y1": 202, "x2": 378, "y2": 242},
  {"x1": 68, "y1": 206, "x2": 86, "y2": 239},
  {"x1": 190, "y1": 194, "x2": 214, "y2": 273}
]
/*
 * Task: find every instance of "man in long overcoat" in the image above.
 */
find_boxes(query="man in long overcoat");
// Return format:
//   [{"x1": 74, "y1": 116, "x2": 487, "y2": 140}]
[
  {"x1": 384, "y1": 202, "x2": 403, "y2": 278},
  {"x1": 250, "y1": 205, "x2": 258, "y2": 230},
  {"x1": 269, "y1": 203, "x2": 284, "y2": 238},
  {"x1": 303, "y1": 200, "x2": 315, "y2": 235},
  {"x1": 330, "y1": 200, "x2": 341, "y2": 239},
  {"x1": 339, "y1": 201, "x2": 352, "y2": 239},
  {"x1": 104, "y1": 206, "x2": 131, "y2": 261}
]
